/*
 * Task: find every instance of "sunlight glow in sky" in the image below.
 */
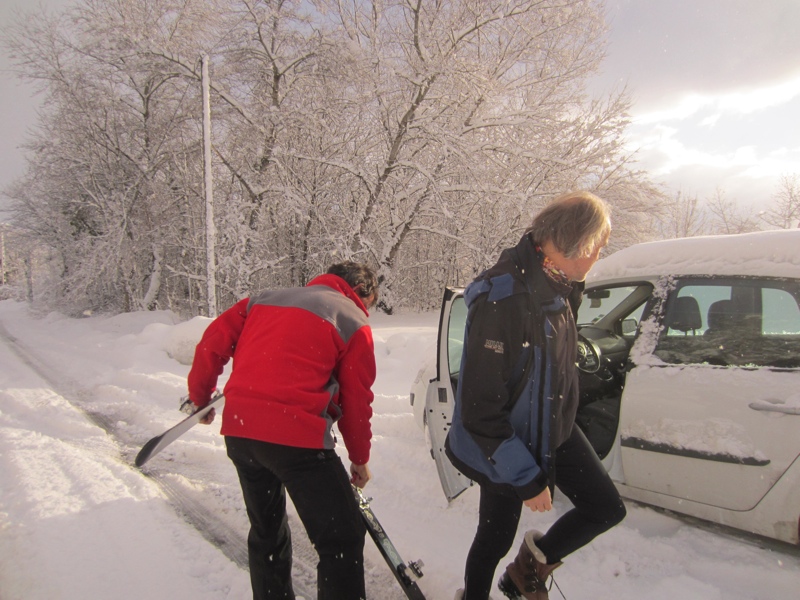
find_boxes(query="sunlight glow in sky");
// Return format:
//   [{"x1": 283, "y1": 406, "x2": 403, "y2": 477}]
[
  {"x1": 623, "y1": 75, "x2": 800, "y2": 200},
  {"x1": 635, "y1": 73, "x2": 800, "y2": 125}
]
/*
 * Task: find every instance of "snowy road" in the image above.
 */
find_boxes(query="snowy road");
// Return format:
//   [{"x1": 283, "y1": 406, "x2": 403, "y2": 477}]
[
  {"x1": 0, "y1": 320, "x2": 252, "y2": 599},
  {"x1": 1, "y1": 300, "x2": 799, "y2": 599},
  {"x1": 0, "y1": 313, "x2": 401, "y2": 600}
]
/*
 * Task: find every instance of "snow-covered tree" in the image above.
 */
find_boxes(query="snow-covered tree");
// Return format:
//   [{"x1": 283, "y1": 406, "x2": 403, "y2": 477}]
[
  {"x1": 3, "y1": 0, "x2": 212, "y2": 314},
  {"x1": 3, "y1": 0, "x2": 661, "y2": 314}
]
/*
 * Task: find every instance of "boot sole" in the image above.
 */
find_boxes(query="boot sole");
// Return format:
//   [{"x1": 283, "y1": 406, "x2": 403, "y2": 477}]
[{"x1": 497, "y1": 572, "x2": 522, "y2": 599}]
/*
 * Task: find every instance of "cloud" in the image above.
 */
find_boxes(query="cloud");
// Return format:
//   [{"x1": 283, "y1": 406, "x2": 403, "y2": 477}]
[
  {"x1": 633, "y1": 125, "x2": 755, "y2": 174},
  {"x1": 741, "y1": 146, "x2": 800, "y2": 179},
  {"x1": 621, "y1": 70, "x2": 800, "y2": 205},
  {"x1": 589, "y1": 1, "x2": 800, "y2": 206},
  {"x1": 633, "y1": 73, "x2": 800, "y2": 125},
  {"x1": 634, "y1": 124, "x2": 800, "y2": 176},
  {"x1": 627, "y1": 122, "x2": 800, "y2": 203},
  {"x1": 597, "y1": 0, "x2": 800, "y2": 109}
]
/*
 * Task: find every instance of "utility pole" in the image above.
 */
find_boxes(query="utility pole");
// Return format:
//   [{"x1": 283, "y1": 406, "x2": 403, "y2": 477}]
[
  {"x1": 201, "y1": 55, "x2": 217, "y2": 317},
  {"x1": 0, "y1": 225, "x2": 5, "y2": 286}
]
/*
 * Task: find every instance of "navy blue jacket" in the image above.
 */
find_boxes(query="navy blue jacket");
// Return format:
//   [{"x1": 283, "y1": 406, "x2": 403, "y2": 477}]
[{"x1": 446, "y1": 233, "x2": 582, "y2": 500}]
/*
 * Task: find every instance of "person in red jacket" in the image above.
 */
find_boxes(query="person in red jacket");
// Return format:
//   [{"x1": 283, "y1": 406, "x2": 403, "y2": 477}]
[{"x1": 188, "y1": 262, "x2": 379, "y2": 600}]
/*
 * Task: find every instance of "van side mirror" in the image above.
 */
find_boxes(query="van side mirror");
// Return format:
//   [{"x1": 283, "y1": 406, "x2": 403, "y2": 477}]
[{"x1": 622, "y1": 318, "x2": 637, "y2": 335}]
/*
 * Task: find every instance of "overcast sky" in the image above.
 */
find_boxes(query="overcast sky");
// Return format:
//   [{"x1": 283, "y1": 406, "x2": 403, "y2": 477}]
[
  {"x1": 588, "y1": 0, "x2": 800, "y2": 208},
  {"x1": 2, "y1": 0, "x2": 799, "y2": 216}
]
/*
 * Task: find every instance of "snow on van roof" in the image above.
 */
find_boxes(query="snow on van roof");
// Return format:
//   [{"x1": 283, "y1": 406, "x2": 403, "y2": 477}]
[{"x1": 588, "y1": 229, "x2": 800, "y2": 282}]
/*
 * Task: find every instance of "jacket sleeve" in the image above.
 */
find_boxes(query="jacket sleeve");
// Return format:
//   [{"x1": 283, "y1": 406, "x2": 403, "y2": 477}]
[
  {"x1": 334, "y1": 325, "x2": 376, "y2": 466},
  {"x1": 187, "y1": 298, "x2": 249, "y2": 407},
  {"x1": 459, "y1": 292, "x2": 549, "y2": 499}
]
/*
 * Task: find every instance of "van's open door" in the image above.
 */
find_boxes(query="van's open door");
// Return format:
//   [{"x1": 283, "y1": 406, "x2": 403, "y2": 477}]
[{"x1": 425, "y1": 287, "x2": 472, "y2": 501}]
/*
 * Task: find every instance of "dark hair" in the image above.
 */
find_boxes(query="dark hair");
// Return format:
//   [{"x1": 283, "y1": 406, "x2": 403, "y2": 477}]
[
  {"x1": 526, "y1": 190, "x2": 611, "y2": 258},
  {"x1": 326, "y1": 262, "x2": 379, "y2": 304}
]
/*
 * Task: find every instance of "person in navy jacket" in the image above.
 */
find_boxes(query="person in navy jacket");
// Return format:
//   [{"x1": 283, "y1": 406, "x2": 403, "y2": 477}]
[
  {"x1": 446, "y1": 192, "x2": 626, "y2": 600},
  {"x1": 188, "y1": 262, "x2": 378, "y2": 600}
]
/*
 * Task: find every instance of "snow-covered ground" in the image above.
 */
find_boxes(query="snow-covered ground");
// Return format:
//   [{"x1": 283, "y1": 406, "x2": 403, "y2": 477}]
[{"x1": 1, "y1": 298, "x2": 798, "y2": 600}]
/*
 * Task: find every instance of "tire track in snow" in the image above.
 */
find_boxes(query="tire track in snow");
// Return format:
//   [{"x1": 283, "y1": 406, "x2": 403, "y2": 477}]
[{"x1": 0, "y1": 320, "x2": 325, "y2": 597}]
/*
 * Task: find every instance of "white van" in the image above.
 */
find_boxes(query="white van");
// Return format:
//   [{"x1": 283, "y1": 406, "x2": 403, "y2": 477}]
[{"x1": 410, "y1": 229, "x2": 800, "y2": 546}]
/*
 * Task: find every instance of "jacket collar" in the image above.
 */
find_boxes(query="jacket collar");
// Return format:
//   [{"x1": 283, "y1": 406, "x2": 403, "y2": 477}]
[
  {"x1": 512, "y1": 233, "x2": 574, "y2": 299},
  {"x1": 306, "y1": 274, "x2": 370, "y2": 316}
]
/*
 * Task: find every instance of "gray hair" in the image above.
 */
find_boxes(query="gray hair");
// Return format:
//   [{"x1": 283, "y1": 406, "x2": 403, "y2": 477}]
[{"x1": 526, "y1": 191, "x2": 611, "y2": 258}]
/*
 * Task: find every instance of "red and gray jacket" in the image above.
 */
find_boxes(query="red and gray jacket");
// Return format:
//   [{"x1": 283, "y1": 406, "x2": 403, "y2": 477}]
[{"x1": 187, "y1": 274, "x2": 376, "y2": 465}]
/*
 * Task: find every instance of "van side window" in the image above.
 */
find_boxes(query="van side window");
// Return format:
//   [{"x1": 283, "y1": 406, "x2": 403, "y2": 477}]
[
  {"x1": 654, "y1": 279, "x2": 800, "y2": 368},
  {"x1": 763, "y1": 287, "x2": 800, "y2": 335},
  {"x1": 448, "y1": 297, "x2": 468, "y2": 376}
]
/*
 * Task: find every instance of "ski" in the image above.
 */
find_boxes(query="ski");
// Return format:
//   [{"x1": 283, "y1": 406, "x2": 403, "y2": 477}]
[
  {"x1": 135, "y1": 392, "x2": 225, "y2": 467},
  {"x1": 353, "y1": 485, "x2": 427, "y2": 600}
]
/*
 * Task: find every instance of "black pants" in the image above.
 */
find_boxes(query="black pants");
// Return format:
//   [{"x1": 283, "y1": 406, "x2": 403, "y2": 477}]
[
  {"x1": 463, "y1": 426, "x2": 626, "y2": 600},
  {"x1": 225, "y1": 436, "x2": 366, "y2": 600}
]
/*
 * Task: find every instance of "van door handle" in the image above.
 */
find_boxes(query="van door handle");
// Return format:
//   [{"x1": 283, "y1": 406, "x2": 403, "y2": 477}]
[{"x1": 749, "y1": 401, "x2": 800, "y2": 415}]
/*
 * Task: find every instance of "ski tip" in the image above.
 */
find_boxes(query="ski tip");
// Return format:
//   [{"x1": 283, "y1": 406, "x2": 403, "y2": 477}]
[{"x1": 134, "y1": 436, "x2": 160, "y2": 467}]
